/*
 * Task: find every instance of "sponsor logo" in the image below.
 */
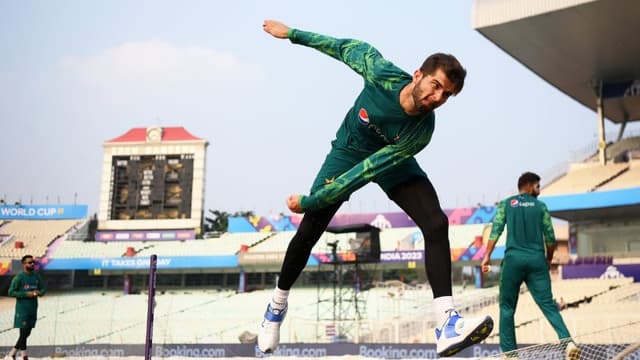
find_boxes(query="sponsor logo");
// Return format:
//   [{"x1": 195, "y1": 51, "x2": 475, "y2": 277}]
[
  {"x1": 510, "y1": 199, "x2": 535, "y2": 208},
  {"x1": 358, "y1": 108, "x2": 370, "y2": 125},
  {"x1": 355, "y1": 108, "x2": 402, "y2": 144},
  {"x1": 624, "y1": 80, "x2": 640, "y2": 97},
  {"x1": 359, "y1": 345, "x2": 438, "y2": 359},
  {"x1": 370, "y1": 214, "x2": 392, "y2": 229},
  {"x1": 600, "y1": 265, "x2": 626, "y2": 279},
  {"x1": 55, "y1": 346, "x2": 126, "y2": 357},
  {"x1": 156, "y1": 345, "x2": 225, "y2": 358},
  {"x1": 255, "y1": 345, "x2": 327, "y2": 358}
]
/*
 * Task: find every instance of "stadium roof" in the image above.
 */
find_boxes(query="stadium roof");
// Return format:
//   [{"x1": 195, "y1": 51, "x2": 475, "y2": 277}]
[
  {"x1": 473, "y1": 0, "x2": 640, "y2": 124},
  {"x1": 106, "y1": 126, "x2": 202, "y2": 143},
  {"x1": 541, "y1": 187, "x2": 640, "y2": 221}
]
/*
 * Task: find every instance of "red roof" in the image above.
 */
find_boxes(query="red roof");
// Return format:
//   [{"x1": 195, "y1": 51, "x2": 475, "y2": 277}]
[{"x1": 107, "y1": 127, "x2": 202, "y2": 143}]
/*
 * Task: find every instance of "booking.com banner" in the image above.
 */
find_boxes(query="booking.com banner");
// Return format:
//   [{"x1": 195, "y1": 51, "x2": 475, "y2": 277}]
[
  {"x1": 14, "y1": 343, "x2": 637, "y2": 358},
  {"x1": 0, "y1": 204, "x2": 88, "y2": 220},
  {"x1": 10, "y1": 343, "x2": 505, "y2": 358}
]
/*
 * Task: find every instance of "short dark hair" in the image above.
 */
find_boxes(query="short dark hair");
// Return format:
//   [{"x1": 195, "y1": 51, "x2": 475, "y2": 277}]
[
  {"x1": 518, "y1": 172, "x2": 541, "y2": 190},
  {"x1": 21, "y1": 255, "x2": 33, "y2": 264},
  {"x1": 420, "y1": 53, "x2": 466, "y2": 94}
]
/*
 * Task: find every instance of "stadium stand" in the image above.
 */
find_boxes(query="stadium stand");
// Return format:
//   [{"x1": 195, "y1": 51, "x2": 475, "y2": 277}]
[
  {"x1": 590, "y1": 282, "x2": 640, "y2": 305},
  {"x1": 448, "y1": 224, "x2": 486, "y2": 249},
  {"x1": 514, "y1": 301, "x2": 640, "y2": 345},
  {"x1": 50, "y1": 232, "x2": 272, "y2": 258},
  {"x1": 596, "y1": 159, "x2": 640, "y2": 191},
  {"x1": 475, "y1": 278, "x2": 639, "y2": 345},
  {"x1": 0, "y1": 220, "x2": 81, "y2": 259},
  {"x1": 65, "y1": 219, "x2": 91, "y2": 241},
  {"x1": 379, "y1": 227, "x2": 421, "y2": 251},
  {"x1": 602, "y1": 136, "x2": 640, "y2": 161},
  {"x1": 0, "y1": 284, "x2": 503, "y2": 345},
  {"x1": 246, "y1": 224, "x2": 489, "y2": 255},
  {"x1": 542, "y1": 162, "x2": 630, "y2": 196},
  {"x1": 248, "y1": 231, "x2": 294, "y2": 253}
]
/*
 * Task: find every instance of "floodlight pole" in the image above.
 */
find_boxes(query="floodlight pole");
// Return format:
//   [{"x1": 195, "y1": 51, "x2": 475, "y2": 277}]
[{"x1": 595, "y1": 80, "x2": 607, "y2": 165}]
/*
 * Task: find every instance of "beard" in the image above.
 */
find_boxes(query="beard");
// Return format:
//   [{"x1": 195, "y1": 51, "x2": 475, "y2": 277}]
[{"x1": 412, "y1": 80, "x2": 436, "y2": 114}]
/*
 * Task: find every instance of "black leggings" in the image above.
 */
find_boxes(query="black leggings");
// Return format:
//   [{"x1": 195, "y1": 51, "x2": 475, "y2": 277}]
[
  {"x1": 15, "y1": 327, "x2": 32, "y2": 350},
  {"x1": 277, "y1": 176, "x2": 452, "y2": 298}
]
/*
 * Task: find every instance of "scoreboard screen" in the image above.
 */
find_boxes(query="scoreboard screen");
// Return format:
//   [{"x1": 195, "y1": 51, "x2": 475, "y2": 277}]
[
  {"x1": 326, "y1": 224, "x2": 381, "y2": 264},
  {"x1": 109, "y1": 154, "x2": 194, "y2": 221}
]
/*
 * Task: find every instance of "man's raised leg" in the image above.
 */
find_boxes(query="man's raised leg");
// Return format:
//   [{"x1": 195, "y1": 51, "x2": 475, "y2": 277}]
[{"x1": 258, "y1": 202, "x2": 341, "y2": 353}]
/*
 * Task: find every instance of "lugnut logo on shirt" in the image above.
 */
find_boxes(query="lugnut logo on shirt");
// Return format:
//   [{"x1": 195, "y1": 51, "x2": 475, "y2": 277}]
[{"x1": 358, "y1": 108, "x2": 370, "y2": 125}]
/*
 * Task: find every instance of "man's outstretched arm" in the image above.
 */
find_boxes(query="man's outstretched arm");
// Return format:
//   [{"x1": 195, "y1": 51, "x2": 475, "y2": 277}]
[{"x1": 262, "y1": 19, "x2": 399, "y2": 86}]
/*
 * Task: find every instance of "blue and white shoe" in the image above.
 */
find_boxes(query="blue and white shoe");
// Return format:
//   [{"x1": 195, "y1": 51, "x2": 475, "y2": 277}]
[
  {"x1": 257, "y1": 303, "x2": 287, "y2": 353},
  {"x1": 435, "y1": 309, "x2": 493, "y2": 357}
]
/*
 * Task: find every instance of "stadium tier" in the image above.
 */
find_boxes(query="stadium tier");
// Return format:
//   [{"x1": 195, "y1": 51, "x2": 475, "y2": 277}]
[
  {"x1": 475, "y1": 278, "x2": 640, "y2": 345},
  {"x1": 541, "y1": 162, "x2": 630, "y2": 196},
  {"x1": 596, "y1": 159, "x2": 640, "y2": 191},
  {"x1": 0, "y1": 219, "x2": 81, "y2": 259},
  {"x1": 51, "y1": 232, "x2": 273, "y2": 259}
]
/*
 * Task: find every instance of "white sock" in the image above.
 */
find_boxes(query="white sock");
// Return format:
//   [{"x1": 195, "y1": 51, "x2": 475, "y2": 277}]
[
  {"x1": 434, "y1": 296, "x2": 455, "y2": 326},
  {"x1": 19, "y1": 350, "x2": 27, "y2": 358},
  {"x1": 270, "y1": 287, "x2": 289, "y2": 310}
]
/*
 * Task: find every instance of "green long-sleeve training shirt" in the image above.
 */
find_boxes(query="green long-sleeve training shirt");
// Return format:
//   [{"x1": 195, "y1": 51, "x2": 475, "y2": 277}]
[
  {"x1": 287, "y1": 29, "x2": 436, "y2": 212},
  {"x1": 8, "y1": 271, "x2": 47, "y2": 328},
  {"x1": 488, "y1": 193, "x2": 556, "y2": 255}
]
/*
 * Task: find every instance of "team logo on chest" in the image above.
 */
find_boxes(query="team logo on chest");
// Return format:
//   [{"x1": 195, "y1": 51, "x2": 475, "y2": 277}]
[{"x1": 358, "y1": 108, "x2": 370, "y2": 125}]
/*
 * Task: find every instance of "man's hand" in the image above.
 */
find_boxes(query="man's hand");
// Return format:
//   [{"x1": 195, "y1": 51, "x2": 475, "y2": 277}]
[
  {"x1": 286, "y1": 194, "x2": 304, "y2": 214},
  {"x1": 263, "y1": 20, "x2": 290, "y2": 39},
  {"x1": 481, "y1": 256, "x2": 491, "y2": 273}
]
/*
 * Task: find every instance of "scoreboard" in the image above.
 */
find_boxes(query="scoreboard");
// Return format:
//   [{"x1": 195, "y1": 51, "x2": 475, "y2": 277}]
[
  {"x1": 109, "y1": 154, "x2": 194, "y2": 221},
  {"x1": 98, "y1": 126, "x2": 207, "y2": 233}
]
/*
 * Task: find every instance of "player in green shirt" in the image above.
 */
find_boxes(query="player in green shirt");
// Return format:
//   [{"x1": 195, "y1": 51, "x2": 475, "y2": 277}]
[
  {"x1": 482, "y1": 172, "x2": 579, "y2": 359},
  {"x1": 259, "y1": 20, "x2": 493, "y2": 356},
  {"x1": 6, "y1": 255, "x2": 47, "y2": 360}
]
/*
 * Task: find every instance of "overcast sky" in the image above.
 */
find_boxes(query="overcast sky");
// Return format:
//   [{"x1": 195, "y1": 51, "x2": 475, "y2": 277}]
[{"x1": 2, "y1": 0, "x2": 638, "y2": 216}]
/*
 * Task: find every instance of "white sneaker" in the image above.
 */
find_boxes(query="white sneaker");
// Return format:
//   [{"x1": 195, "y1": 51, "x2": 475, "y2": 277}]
[
  {"x1": 435, "y1": 309, "x2": 494, "y2": 357},
  {"x1": 566, "y1": 341, "x2": 580, "y2": 360},
  {"x1": 257, "y1": 303, "x2": 287, "y2": 353}
]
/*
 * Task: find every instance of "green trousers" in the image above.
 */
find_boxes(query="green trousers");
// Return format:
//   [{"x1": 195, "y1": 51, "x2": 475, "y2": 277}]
[{"x1": 499, "y1": 252, "x2": 571, "y2": 352}]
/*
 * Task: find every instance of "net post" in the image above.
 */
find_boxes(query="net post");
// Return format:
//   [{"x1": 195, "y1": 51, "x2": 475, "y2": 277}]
[{"x1": 144, "y1": 254, "x2": 158, "y2": 360}]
